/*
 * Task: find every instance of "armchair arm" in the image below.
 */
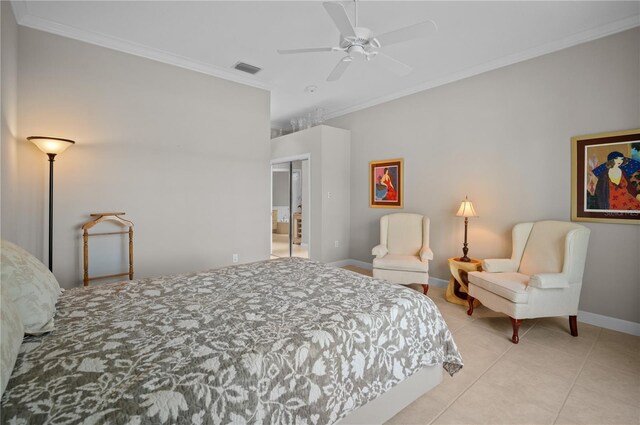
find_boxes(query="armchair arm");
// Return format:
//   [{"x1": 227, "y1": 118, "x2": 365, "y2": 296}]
[
  {"x1": 482, "y1": 258, "x2": 518, "y2": 273},
  {"x1": 372, "y1": 244, "x2": 388, "y2": 258},
  {"x1": 528, "y1": 273, "x2": 570, "y2": 289},
  {"x1": 419, "y1": 247, "x2": 434, "y2": 261}
]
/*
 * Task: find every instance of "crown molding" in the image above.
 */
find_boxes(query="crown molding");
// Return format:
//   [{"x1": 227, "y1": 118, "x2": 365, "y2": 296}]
[
  {"x1": 324, "y1": 15, "x2": 640, "y2": 122},
  {"x1": 9, "y1": 1, "x2": 271, "y2": 92},
  {"x1": 9, "y1": 1, "x2": 638, "y2": 124},
  {"x1": 10, "y1": 0, "x2": 28, "y2": 23}
]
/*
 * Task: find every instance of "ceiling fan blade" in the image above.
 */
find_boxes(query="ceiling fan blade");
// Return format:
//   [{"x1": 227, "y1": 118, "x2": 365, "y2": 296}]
[
  {"x1": 375, "y1": 20, "x2": 438, "y2": 47},
  {"x1": 277, "y1": 47, "x2": 335, "y2": 55},
  {"x1": 327, "y1": 57, "x2": 352, "y2": 81},
  {"x1": 323, "y1": 2, "x2": 356, "y2": 38},
  {"x1": 374, "y1": 53, "x2": 413, "y2": 77}
]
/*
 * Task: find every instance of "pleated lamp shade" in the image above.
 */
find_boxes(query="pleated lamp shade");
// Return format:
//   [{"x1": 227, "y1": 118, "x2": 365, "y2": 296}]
[{"x1": 456, "y1": 197, "x2": 478, "y2": 218}]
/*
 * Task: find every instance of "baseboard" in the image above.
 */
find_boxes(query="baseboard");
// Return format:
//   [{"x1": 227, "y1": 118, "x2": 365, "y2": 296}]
[
  {"x1": 429, "y1": 277, "x2": 448, "y2": 288},
  {"x1": 329, "y1": 259, "x2": 450, "y2": 288},
  {"x1": 327, "y1": 259, "x2": 372, "y2": 269},
  {"x1": 328, "y1": 259, "x2": 640, "y2": 337},
  {"x1": 577, "y1": 311, "x2": 640, "y2": 336}
]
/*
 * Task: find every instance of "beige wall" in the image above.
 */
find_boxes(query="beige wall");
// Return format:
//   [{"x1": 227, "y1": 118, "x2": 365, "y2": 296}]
[
  {"x1": 16, "y1": 27, "x2": 271, "y2": 287},
  {"x1": 328, "y1": 28, "x2": 640, "y2": 323},
  {"x1": 1, "y1": 3, "x2": 44, "y2": 257}
]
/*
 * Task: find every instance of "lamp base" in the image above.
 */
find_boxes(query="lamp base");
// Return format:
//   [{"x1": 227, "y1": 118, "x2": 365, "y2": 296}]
[{"x1": 457, "y1": 256, "x2": 471, "y2": 262}]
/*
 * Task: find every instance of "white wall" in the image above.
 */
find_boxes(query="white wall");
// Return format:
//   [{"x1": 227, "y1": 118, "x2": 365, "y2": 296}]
[
  {"x1": 271, "y1": 125, "x2": 350, "y2": 263},
  {"x1": 16, "y1": 27, "x2": 271, "y2": 287},
  {"x1": 1, "y1": 3, "x2": 44, "y2": 257},
  {"x1": 328, "y1": 28, "x2": 640, "y2": 323}
]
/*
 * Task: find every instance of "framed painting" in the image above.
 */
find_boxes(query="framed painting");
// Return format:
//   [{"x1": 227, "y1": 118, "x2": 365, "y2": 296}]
[
  {"x1": 370, "y1": 158, "x2": 403, "y2": 208},
  {"x1": 571, "y1": 128, "x2": 640, "y2": 224}
]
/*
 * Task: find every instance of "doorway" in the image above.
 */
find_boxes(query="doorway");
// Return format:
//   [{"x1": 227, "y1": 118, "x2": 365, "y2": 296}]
[{"x1": 271, "y1": 159, "x2": 309, "y2": 259}]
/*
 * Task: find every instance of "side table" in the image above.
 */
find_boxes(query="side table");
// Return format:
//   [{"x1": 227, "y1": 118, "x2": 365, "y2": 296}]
[{"x1": 446, "y1": 257, "x2": 481, "y2": 307}]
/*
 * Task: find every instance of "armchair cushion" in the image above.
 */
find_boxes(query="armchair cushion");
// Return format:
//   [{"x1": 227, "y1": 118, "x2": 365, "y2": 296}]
[
  {"x1": 482, "y1": 258, "x2": 518, "y2": 273},
  {"x1": 528, "y1": 273, "x2": 570, "y2": 289},
  {"x1": 386, "y1": 214, "x2": 424, "y2": 256},
  {"x1": 373, "y1": 254, "x2": 429, "y2": 273},
  {"x1": 518, "y1": 221, "x2": 581, "y2": 276},
  {"x1": 468, "y1": 271, "x2": 529, "y2": 304},
  {"x1": 371, "y1": 244, "x2": 388, "y2": 258}
]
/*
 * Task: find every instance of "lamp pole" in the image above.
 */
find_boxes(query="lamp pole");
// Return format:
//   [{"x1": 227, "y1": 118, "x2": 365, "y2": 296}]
[
  {"x1": 47, "y1": 153, "x2": 56, "y2": 271},
  {"x1": 460, "y1": 216, "x2": 470, "y2": 262}
]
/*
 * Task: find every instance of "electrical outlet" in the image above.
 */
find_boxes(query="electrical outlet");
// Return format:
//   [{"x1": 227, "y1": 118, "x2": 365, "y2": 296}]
[
  {"x1": 334, "y1": 240, "x2": 339, "y2": 248},
  {"x1": 232, "y1": 254, "x2": 238, "y2": 263},
  {"x1": 327, "y1": 191, "x2": 332, "y2": 199}
]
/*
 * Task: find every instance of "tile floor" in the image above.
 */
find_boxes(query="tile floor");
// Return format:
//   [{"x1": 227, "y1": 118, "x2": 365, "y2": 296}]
[
  {"x1": 341, "y1": 266, "x2": 640, "y2": 425},
  {"x1": 271, "y1": 233, "x2": 308, "y2": 259}
]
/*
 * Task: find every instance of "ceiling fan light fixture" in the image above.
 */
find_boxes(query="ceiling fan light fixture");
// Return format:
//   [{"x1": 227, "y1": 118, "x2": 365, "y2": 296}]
[{"x1": 347, "y1": 45, "x2": 366, "y2": 59}]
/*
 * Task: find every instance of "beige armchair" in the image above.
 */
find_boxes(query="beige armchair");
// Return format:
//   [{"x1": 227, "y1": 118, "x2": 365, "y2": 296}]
[
  {"x1": 466, "y1": 220, "x2": 591, "y2": 343},
  {"x1": 372, "y1": 213, "x2": 433, "y2": 294}
]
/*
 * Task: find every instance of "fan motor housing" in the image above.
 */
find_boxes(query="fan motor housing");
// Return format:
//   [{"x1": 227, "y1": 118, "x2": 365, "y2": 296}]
[{"x1": 341, "y1": 27, "x2": 374, "y2": 47}]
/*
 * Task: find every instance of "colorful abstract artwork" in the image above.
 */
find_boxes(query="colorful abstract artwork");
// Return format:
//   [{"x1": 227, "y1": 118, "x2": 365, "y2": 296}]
[
  {"x1": 572, "y1": 129, "x2": 640, "y2": 224},
  {"x1": 370, "y1": 159, "x2": 403, "y2": 208}
]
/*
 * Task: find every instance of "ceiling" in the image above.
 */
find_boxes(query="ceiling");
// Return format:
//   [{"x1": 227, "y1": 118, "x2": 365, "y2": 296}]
[{"x1": 11, "y1": 1, "x2": 640, "y2": 129}]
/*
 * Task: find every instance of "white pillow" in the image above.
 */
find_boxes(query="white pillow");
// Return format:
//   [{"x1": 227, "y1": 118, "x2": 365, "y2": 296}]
[
  {"x1": 1, "y1": 286, "x2": 24, "y2": 396},
  {"x1": 0, "y1": 240, "x2": 62, "y2": 335}
]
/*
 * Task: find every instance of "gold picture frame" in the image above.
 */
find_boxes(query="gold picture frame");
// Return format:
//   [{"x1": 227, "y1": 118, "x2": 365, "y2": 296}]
[
  {"x1": 370, "y1": 158, "x2": 403, "y2": 208},
  {"x1": 571, "y1": 128, "x2": 640, "y2": 224}
]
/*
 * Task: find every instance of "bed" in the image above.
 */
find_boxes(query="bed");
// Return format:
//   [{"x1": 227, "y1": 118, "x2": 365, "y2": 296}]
[{"x1": 1, "y1": 256, "x2": 462, "y2": 424}]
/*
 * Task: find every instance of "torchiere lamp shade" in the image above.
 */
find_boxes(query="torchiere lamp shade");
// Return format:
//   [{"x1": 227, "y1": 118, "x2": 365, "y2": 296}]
[{"x1": 27, "y1": 136, "x2": 75, "y2": 155}]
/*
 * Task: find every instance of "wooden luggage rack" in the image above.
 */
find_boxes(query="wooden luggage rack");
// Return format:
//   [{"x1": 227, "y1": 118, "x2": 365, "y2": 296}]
[{"x1": 82, "y1": 212, "x2": 134, "y2": 287}]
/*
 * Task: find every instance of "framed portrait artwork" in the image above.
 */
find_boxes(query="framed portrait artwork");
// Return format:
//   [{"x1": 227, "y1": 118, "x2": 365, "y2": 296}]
[
  {"x1": 370, "y1": 158, "x2": 403, "y2": 208},
  {"x1": 571, "y1": 128, "x2": 640, "y2": 224}
]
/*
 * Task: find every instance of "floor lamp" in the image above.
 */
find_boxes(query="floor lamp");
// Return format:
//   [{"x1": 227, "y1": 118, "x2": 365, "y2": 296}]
[{"x1": 27, "y1": 136, "x2": 75, "y2": 272}]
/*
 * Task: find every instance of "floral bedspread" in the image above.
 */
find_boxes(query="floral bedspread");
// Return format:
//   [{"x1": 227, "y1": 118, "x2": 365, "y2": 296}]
[{"x1": 1, "y1": 258, "x2": 462, "y2": 424}]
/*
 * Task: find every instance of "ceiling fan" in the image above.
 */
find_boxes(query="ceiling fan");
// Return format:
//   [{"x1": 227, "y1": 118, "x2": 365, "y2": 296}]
[{"x1": 277, "y1": 1, "x2": 437, "y2": 82}]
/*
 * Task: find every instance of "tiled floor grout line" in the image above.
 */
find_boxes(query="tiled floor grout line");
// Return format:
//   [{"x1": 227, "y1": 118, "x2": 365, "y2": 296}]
[
  {"x1": 428, "y1": 333, "x2": 520, "y2": 425},
  {"x1": 336, "y1": 275, "x2": 635, "y2": 424},
  {"x1": 551, "y1": 326, "x2": 603, "y2": 425},
  {"x1": 427, "y1": 318, "x2": 564, "y2": 425},
  {"x1": 465, "y1": 314, "x2": 538, "y2": 342}
]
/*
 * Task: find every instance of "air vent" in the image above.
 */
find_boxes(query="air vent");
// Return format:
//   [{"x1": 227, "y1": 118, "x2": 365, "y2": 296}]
[{"x1": 233, "y1": 62, "x2": 261, "y2": 75}]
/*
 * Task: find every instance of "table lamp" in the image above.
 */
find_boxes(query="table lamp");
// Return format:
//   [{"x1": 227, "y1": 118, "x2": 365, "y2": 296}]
[
  {"x1": 27, "y1": 136, "x2": 75, "y2": 271},
  {"x1": 456, "y1": 196, "x2": 478, "y2": 262}
]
